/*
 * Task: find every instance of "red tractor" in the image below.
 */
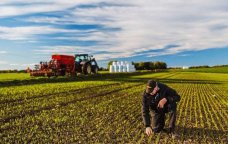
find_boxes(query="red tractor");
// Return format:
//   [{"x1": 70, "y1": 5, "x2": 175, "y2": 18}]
[{"x1": 30, "y1": 54, "x2": 99, "y2": 77}]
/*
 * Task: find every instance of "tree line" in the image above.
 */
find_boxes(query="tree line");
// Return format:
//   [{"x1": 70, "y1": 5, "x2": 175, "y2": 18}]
[
  {"x1": 133, "y1": 61, "x2": 167, "y2": 70},
  {"x1": 189, "y1": 65, "x2": 228, "y2": 69},
  {"x1": 107, "y1": 61, "x2": 167, "y2": 70},
  {"x1": 0, "y1": 70, "x2": 27, "y2": 73}
]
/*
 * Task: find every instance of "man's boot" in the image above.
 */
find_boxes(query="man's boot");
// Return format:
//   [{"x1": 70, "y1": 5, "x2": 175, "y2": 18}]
[{"x1": 169, "y1": 127, "x2": 179, "y2": 139}]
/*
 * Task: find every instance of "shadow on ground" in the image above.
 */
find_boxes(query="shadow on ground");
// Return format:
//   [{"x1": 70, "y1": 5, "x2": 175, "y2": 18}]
[
  {"x1": 0, "y1": 72, "x2": 222, "y2": 88},
  {"x1": 173, "y1": 125, "x2": 228, "y2": 143}
]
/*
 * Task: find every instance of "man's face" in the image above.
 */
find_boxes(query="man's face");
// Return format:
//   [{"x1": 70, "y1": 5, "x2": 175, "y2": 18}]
[{"x1": 150, "y1": 86, "x2": 159, "y2": 95}]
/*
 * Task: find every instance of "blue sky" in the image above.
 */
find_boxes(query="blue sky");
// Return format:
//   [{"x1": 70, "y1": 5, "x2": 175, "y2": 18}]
[{"x1": 0, "y1": 0, "x2": 228, "y2": 70}]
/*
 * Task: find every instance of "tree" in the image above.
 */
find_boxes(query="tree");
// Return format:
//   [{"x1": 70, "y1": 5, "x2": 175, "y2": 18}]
[
  {"x1": 138, "y1": 62, "x2": 145, "y2": 70},
  {"x1": 99, "y1": 67, "x2": 108, "y2": 71},
  {"x1": 149, "y1": 62, "x2": 155, "y2": 70},
  {"x1": 144, "y1": 62, "x2": 151, "y2": 70}
]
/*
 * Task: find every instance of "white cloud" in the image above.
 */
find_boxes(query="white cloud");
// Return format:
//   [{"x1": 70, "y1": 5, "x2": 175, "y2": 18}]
[
  {"x1": 35, "y1": 45, "x2": 134, "y2": 61},
  {"x1": 3, "y1": 63, "x2": 36, "y2": 70},
  {"x1": 1, "y1": 0, "x2": 228, "y2": 64},
  {"x1": 29, "y1": 0, "x2": 226, "y2": 60},
  {"x1": 0, "y1": 0, "x2": 105, "y2": 17},
  {"x1": 9, "y1": 63, "x2": 19, "y2": 66},
  {"x1": 0, "y1": 26, "x2": 85, "y2": 40},
  {"x1": 21, "y1": 63, "x2": 36, "y2": 67},
  {"x1": 35, "y1": 46, "x2": 92, "y2": 55},
  {"x1": 0, "y1": 61, "x2": 8, "y2": 65},
  {"x1": 0, "y1": 51, "x2": 7, "y2": 54},
  {"x1": 9, "y1": 63, "x2": 35, "y2": 67}
]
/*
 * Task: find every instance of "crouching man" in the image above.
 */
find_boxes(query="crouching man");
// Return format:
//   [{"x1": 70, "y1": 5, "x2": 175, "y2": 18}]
[{"x1": 142, "y1": 80, "x2": 181, "y2": 137}]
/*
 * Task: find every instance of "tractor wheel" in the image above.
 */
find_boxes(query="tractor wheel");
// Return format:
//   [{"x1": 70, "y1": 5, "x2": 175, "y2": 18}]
[
  {"x1": 92, "y1": 66, "x2": 98, "y2": 74},
  {"x1": 82, "y1": 63, "x2": 92, "y2": 75}
]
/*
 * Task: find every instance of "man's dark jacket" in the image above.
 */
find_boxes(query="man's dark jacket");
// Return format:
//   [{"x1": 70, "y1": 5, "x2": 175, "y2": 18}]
[{"x1": 142, "y1": 82, "x2": 181, "y2": 127}]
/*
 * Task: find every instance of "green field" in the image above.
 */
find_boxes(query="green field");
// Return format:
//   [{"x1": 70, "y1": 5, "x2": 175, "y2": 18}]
[
  {"x1": 169, "y1": 66, "x2": 228, "y2": 73},
  {"x1": 0, "y1": 71, "x2": 227, "y2": 143}
]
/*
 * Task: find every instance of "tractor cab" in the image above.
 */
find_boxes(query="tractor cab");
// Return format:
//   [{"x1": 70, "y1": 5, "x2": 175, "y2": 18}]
[
  {"x1": 75, "y1": 54, "x2": 92, "y2": 63},
  {"x1": 75, "y1": 54, "x2": 99, "y2": 74}
]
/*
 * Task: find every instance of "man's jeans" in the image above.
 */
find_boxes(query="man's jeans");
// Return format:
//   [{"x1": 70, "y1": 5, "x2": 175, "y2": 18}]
[{"x1": 151, "y1": 109, "x2": 176, "y2": 133}]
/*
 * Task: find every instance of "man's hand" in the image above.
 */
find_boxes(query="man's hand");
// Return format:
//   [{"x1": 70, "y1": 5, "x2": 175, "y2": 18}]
[
  {"x1": 157, "y1": 98, "x2": 167, "y2": 108},
  {"x1": 145, "y1": 127, "x2": 152, "y2": 136}
]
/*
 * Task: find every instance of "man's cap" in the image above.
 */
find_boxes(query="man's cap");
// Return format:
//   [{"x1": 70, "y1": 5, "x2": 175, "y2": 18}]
[{"x1": 147, "y1": 80, "x2": 157, "y2": 89}]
